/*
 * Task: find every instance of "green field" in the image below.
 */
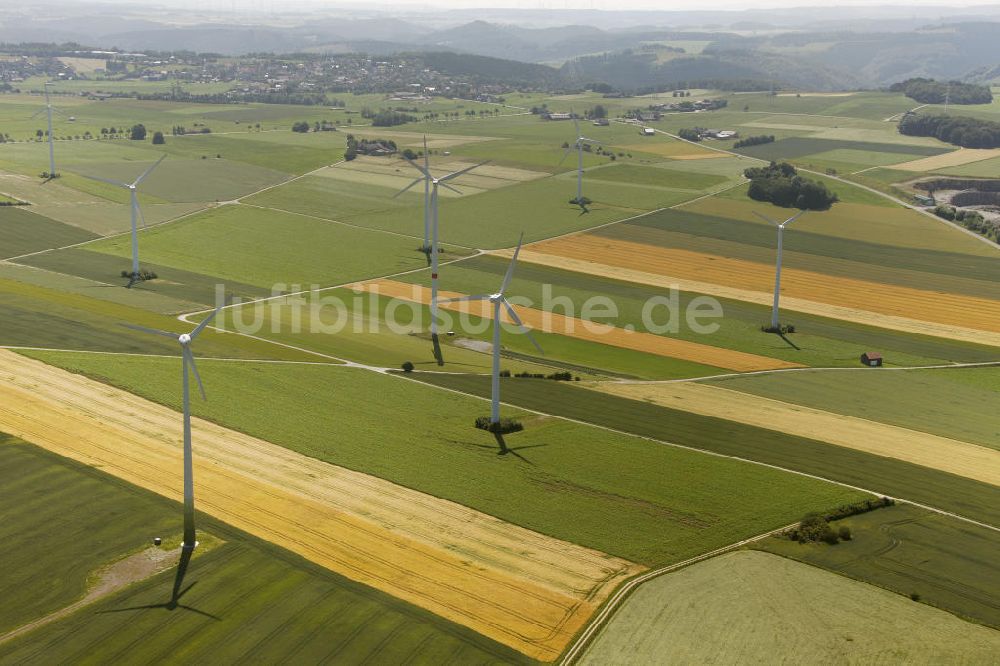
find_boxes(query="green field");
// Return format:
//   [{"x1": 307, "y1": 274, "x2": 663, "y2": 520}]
[
  {"x1": 22, "y1": 351, "x2": 863, "y2": 566},
  {"x1": 0, "y1": 206, "x2": 97, "y2": 258},
  {"x1": 407, "y1": 373, "x2": 1000, "y2": 527},
  {"x1": 580, "y1": 550, "x2": 1000, "y2": 665},
  {"x1": 758, "y1": 504, "x2": 1000, "y2": 629},
  {"x1": 0, "y1": 436, "x2": 528, "y2": 664},
  {"x1": 0, "y1": 276, "x2": 309, "y2": 360},
  {"x1": 400, "y1": 255, "x2": 1000, "y2": 371},
  {"x1": 82, "y1": 204, "x2": 445, "y2": 288},
  {"x1": 706, "y1": 367, "x2": 1000, "y2": 450}
]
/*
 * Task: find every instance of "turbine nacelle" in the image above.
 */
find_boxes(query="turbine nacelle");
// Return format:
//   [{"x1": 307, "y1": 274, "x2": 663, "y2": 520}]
[{"x1": 178, "y1": 333, "x2": 192, "y2": 345}]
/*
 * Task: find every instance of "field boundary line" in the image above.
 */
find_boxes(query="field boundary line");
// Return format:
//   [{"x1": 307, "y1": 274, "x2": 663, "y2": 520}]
[
  {"x1": 556, "y1": 521, "x2": 796, "y2": 665},
  {"x1": 397, "y1": 373, "x2": 1000, "y2": 535}
]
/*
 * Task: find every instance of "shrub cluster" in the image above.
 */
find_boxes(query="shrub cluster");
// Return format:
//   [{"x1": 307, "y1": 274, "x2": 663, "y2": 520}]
[
  {"x1": 761, "y1": 324, "x2": 795, "y2": 334},
  {"x1": 744, "y1": 161, "x2": 839, "y2": 211},
  {"x1": 899, "y1": 113, "x2": 1000, "y2": 149},
  {"x1": 733, "y1": 135, "x2": 775, "y2": 148},
  {"x1": 121, "y1": 269, "x2": 158, "y2": 282},
  {"x1": 933, "y1": 205, "x2": 999, "y2": 243},
  {"x1": 513, "y1": 371, "x2": 578, "y2": 381},
  {"x1": 677, "y1": 127, "x2": 702, "y2": 142},
  {"x1": 474, "y1": 417, "x2": 524, "y2": 434},
  {"x1": 914, "y1": 178, "x2": 1000, "y2": 193},
  {"x1": 890, "y1": 78, "x2": 993, "y2": 105},
  {"x1": 786, "y1": 497, "x2": 894, "y2": 545}
]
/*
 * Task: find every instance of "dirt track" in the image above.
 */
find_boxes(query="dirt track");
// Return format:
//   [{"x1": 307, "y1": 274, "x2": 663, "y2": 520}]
[
  {"x1": 354, "y1": 279, "x2": 801, "y2": 373},
  {"x1": 506, "y1": 239, "x2": 1000, "y2": 348},
  {"x1": 0, "y1": 350, "x2": 641, "y2": 660},
  {"x1": 589, "y1": 382, "x2": 1000, "y2": 487}
]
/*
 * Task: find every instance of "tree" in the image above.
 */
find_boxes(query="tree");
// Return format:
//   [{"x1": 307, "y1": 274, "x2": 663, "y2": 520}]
[
  {"x1": 587, "y1": 104, "x2": 608, "y2": 119},
  {"x1": 151, "y1": 131, "x2": 165, "y2": 145},
  {"x1": 344, "y1": 134, "x2": 358, "y2": 162},
  {"x1": 401, "y1": 361, "x2": 415, "y2": 373},
  {"x1": 129, "y1": 124, "x2": 147, "y2": 141},
  {"x1": 291, "y1": 121, "x2": 310, "y2": 133},
  {"x1": 401, "y1": 148, "x2": 417, "y2": 160}
]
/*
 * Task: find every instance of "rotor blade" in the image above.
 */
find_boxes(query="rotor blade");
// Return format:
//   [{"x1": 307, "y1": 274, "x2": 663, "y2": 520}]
[
  {"x1": 185, "y1": 347, "x2": 207, "y2": 401},
  {"x1": 402, "y1": 157, "x2": 432, "y2": 180},
  {"x1": 783, "y1": 210, "x2": 807, "y2": 227},
  {"x1": 573, "y1": 114, "x2": 580, "y2": 138},
  {"x1": 439, "y1": 160, "x2": 489, "y2": 183},
  {"x1": 393, "y1": 177, "x2": 423, "y2": 198},
  {"x1": 136, "y1": 200, "x2": 148, "y2": 229},
  {"x1": 439, "y1": 293, "x2": 490, "y2": 304},
  {"x1": 82, "y1": 173, "x2": 128, "y2": 188},
  {"x1": 581, "y1": 137, "x2": 602, "y2": 144},
  {"x1": 752, "y1": 211, "x2": 780, "y2": 227},
  {"x1": 30, "y1": 108, "x2": 45, "y2": 119},
  {"x1": 499, "y1": 232, "x2": 524, "y2": 295},
  {"x1": 132, "y1": 154, "x2": 166, "y2": 187},
  {"x1": 439, "y1": 181, "x2": 462, "y2": 196},
  {"x1": 423, "y1": 136, "x2": 429, "y2": 170},
  {"x1": 121, "y1": 322, "x2": 178, "y2": 339},
  {"x1": 190, "y1": 304, "x2": 223, "y2": 340},
  {"x1": 558, "y1": 145, "x2": 573, "y2": 166},
  {"x1": 502, "y1": 299, "x2": 544, "y2": 354}
]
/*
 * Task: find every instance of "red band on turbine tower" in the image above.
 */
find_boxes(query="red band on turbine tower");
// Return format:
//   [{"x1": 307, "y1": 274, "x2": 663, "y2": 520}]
[{"x1": 431, "y1": 273, "x2": 438, "y2": 279}]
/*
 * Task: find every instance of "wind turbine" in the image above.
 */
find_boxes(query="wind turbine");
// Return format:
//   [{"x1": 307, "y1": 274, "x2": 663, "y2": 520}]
[
  {"x1": 31, "y1": 82, "x2": 59, "y2": 179},
  {"x1": 124, "y1": 305, "x2": 221, "y2": 551},
  {"x1": 84, "y1": 155, "x2": 166, "y2": 286},
  {"x1": 754, "y1": 210, "x2": 806, "y2": 330},
  {"x1": 440, "y1": 234, "x2": 543, "y2": 426},
  {"x1": 396, "y1": 158, "x2": 488, "y2": 362},
  {"x1": 559, "y1": 113, "x2": 600, "y2": 209}
]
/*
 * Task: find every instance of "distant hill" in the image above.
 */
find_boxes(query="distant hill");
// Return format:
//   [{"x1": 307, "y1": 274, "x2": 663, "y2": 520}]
[
  {"x1": 414, "y1": 52, "x2": 564, "y2": 88},
  {"x1": 560, "y1": 48, "x2": 861, "y2": 92}
]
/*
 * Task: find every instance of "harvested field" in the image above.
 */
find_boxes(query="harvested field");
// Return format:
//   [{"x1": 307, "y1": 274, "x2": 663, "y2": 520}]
[
  {"x1": 353, "y1": 279, "x2": 801, "y2": 372},
  {"x1": 515, "y1": 237, "x2": 1000, "y2": 346},
  {"x1": 0, "y1": 349, "x2": 640, "y2": 661},
  {"x1": 619, "y1": 142, "x2": 727, "y2": 159},
  {"x1": 589, "y1": 382, "x2": 1000, "y2": 486},
  {"x1": 894, "y1": 147, "x2": 1000, "y2": 172}
]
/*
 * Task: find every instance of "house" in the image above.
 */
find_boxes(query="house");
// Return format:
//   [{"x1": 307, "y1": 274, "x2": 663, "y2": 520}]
[
  {"x1": 641, "y1": 127, "x2": 656, "y2": 136},
  {"x1": 544, "y1": 112, "x2": 573, "y2": 121},
  {"x1": 860, "y1": 352, "x2": 883, "y2": 367},
  {"x1": 592, "y1": 118, "x2": 610, "y2": 126}
]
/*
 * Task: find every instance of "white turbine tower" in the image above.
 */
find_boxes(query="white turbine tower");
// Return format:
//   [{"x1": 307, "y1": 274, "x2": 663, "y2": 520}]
[
  {"x1": 31, "y1": 82, "x2": 59, "y2": 179},
  {"x1": 84, "y1": 155, "x2": 166, "y2": 286},
  {"x1": 754, "y1": 210, "x2": 806, "y2": 330},
  {"x1": 560, "y1": 114, "x2": 600, "y2": 207},
  {"x1": 440, "y1": 234, "x2": 543, "y2": 425},
  {"x1": 124, "y1": 305, "x2": 222, "y2": 551},
  {"x1": 396, "y1": 158, "x2": 488, "y2": 360}
]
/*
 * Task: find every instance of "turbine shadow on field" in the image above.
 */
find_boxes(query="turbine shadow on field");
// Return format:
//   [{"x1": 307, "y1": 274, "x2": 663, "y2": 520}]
[
  {"x1": 431, "y1": 333, "x2": 445, "y2": 366},
  {"x1": 777, "y1": 332, "x2": 801, "y2": 350},
  {"x1": 99, "y1": 549, "x2": 220, "y2": 620}
]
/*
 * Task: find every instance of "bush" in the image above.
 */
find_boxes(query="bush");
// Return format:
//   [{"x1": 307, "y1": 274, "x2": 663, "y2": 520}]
[
  {"x1": 762, "y1": 324, "x2": 795, "y2": 334},
  {"x1": 474, "y1": 417, "x2": 524, "y2": 434},
  {"x1": 838, "y1": 526, "x2": 852, "y2": 541},
  {"x1": 151, "y1": 131, "x2": 165, "y2": 145},
  {"x1": 129, "y1": 124, "x2": 147, "y2": 141},
  {"x1": 291, "y1": 121, "x2": 310, "y2": 133},
  {"x1": 401, "y1": 361, "x2": 414, "y2": 373}
]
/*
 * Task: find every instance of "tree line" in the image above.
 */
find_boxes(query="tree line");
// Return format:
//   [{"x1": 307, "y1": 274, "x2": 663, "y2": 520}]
[
  {"x1": 890, "y1": 78, "x2": 993, "y2": 105},
  {"x1": 899, "y1": 113, "x2": 1000, "y2": 149}
]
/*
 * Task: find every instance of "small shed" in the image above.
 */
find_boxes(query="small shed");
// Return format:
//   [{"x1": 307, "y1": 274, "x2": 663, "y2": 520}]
[
  {"x1": 860, "y1": 352, "x2": 883, "y2": 367},
  {"x1": 642, "y1": 127, "x2": 656, "y2": 136}
]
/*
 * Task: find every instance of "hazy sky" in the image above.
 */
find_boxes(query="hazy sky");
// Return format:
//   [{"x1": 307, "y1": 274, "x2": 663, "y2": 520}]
[{"x1": 82, "y1": 0, "x2": 1000, "y2": 9}]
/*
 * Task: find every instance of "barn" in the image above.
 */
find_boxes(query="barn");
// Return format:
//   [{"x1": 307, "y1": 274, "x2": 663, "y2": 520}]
[{"x1": 860, "y1": 352, "x2": 883, "y2": 367}]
